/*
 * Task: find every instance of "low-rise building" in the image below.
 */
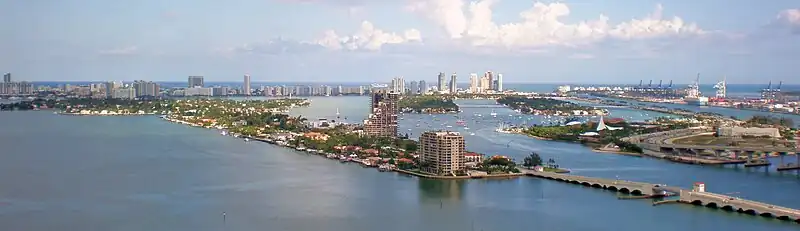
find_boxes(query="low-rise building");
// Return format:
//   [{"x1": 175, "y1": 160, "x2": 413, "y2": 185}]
[{"x1": 717, "y1": 127, "x2": 781, "y2": 138}]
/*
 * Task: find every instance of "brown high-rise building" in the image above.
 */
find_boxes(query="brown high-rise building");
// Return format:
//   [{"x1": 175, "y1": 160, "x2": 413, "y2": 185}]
[
  {"x1": 363, "y1": 88, "x2": 399, "y2": 137},
  {"x1": 419, "y1": 131, "x2": 466, "y2": 176}
]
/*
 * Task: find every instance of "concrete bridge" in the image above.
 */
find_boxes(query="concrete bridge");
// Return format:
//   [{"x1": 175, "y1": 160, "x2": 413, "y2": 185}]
[
  {"x1": 523, "y1": 170, "x2": 660, "y2": 195},
  {"x1": 681, "y1": 190, "x2": 800, "y2": 222},
  {"x1": 522, "y1": 169, "x2": 800, "y2": 223}
]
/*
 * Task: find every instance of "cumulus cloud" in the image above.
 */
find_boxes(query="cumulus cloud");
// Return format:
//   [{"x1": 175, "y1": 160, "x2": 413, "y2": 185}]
[
  {"x1": 775, "y1": 9, "x2": 800, "y2": 33},
  {"x1": 98, "y1": 46, "x2": 139, "y2": 55},
  {"x1": 315, "y1": 21, "x2": 422, "y2": 51},
  {"x1": 406, "y1": 0, "x2": 704, "y2": 49}
]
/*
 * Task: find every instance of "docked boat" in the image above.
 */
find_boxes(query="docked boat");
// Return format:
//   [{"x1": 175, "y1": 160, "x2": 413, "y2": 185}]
[
  {"x1": 378, "y1": 164, "x2": 391, "y2": 172},
  {"x1": 244, "y1": 137, "x2": 250, "y2": 142},
  {"x1": 220, "y1": 130, "x2": 228, "y2": 136}
]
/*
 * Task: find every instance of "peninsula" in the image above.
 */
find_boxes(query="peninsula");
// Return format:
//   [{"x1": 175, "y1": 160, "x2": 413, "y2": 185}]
[{"x1": 497, "y1": 96, "x2": 607, "y2": 116}]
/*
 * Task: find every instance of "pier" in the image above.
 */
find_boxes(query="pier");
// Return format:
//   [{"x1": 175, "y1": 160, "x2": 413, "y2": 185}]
[{"x1": 521, "y1": 169, "x2": 800, "y2": 223}]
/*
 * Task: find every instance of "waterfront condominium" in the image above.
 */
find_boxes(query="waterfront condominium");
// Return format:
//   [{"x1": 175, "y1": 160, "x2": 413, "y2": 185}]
[
  {"x1": 243, "y1": 74, "x2": 251, "y2": 96},
  {"x1": 437, "y1": 72, "x2": 446, "y2": 92},
  {"x1": 419, "y1": 131, "x2": 466, "y2": 176},
  {"x1": 449, "y1": 73, "x2": 457, "y2": 94},
  {"x1": 188, "y1": 76, "x2": 204, "y2": 88},
  {"x1": 363, "y1": 88, "x2": 399, "y2": 137}
]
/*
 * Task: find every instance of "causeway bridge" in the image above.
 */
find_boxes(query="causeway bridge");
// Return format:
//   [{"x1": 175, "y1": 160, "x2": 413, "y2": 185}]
[
  {"x1": 680, "y1": 190, "x2": 800, "y2": 221},
  {"x1": 521, "y1": 169, "x2": 800, "y2": 223},
  {"x1": 522, "y1": 169, "x2": 662, "y2": 195}
]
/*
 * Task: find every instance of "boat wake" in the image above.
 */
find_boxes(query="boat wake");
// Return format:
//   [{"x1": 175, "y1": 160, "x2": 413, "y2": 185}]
[{"x1": 568, "y1": 167, "x2": 662, "y2": 173}]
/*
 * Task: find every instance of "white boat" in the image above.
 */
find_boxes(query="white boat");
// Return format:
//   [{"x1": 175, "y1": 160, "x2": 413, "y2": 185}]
[
  {"x1": 244, "y1": 138, "x2": 250, "y2": 142},
  {"x1": 220, "y1": 131, "x2": 228, "y2": 136},
  {"x1": 470, "y1": 133, "x2": 475, "y2": 136},
  {"x1": 464, "y1": 127, "x2": 470, "y2": 130},
  {"x1": 490, "y1": 110, "x2": 497, "y2": 117}
]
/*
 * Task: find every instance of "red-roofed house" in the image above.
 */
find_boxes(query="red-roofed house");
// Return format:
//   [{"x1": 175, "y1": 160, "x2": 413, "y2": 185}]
[{"x1": 465, "y1": 152, "x2": 484, "y2": 163}]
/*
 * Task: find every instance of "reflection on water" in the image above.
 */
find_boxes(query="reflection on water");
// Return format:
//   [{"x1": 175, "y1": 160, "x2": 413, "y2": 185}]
[{"x1": 418, "y1": 179, "x2": 465, "y2": 202}]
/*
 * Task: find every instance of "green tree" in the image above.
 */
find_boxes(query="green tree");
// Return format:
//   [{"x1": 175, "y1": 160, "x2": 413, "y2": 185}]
[{"x1": 523, "y1": 152, "x2": 543, "y2": 167}]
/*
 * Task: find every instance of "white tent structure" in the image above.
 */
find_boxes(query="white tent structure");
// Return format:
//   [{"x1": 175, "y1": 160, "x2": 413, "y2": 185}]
[{"x1": 596, "y1": 116, "x2": 623, "y2": 131}]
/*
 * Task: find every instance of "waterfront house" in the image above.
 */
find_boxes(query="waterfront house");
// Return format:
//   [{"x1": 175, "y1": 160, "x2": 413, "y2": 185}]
[
  {"x1": 303, "y1": 132, "x2": 330, "y2": 141},
  {"x1": 465, "y1": 152, "x2": 484, "y2": 163},
  {"x1": 361, "y1": 149, "x2": 380, "y2": 156}
]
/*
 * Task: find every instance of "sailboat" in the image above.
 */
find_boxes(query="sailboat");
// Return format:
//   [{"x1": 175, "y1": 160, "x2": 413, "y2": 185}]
[{"x1": 490, "y1": 109, "x2": 497, "y2": 117}]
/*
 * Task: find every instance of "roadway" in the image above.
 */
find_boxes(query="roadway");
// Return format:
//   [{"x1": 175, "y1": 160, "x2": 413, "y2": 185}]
[{"x1": 521, "y1": 169, "x2": 800, "y2": 222}]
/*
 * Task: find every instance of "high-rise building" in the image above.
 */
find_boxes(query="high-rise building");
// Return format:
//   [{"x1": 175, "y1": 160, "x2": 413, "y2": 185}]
[
  {"x1": 480, "y1": 75, "x2": 490, "y2": 92},
  {"x1": 112, "y1": 88, "x2": 136, "y2": 100},
  {"x1": 363, "y1": 88, "x2": 399, "y2": 137},
  {"x1": 419, "y1": 131, "x2": 466, "y2": 176},
  {"x1": 243, "y1": 74, "x2": 251, "y2": 96},
  {"x1": 188, "y1": 76, "x2": 204, "y2": 88},
  {"x1": 486, "y1": 71, "x2": 494, "y2": 90},
  {"x1": 496, "y1": 74, "x2": 503, "y2": 92},
  {"x1": 449, "y1": 73, "x2": 457, "y2": 94},
  {"x1": 390, "y1": 76, "x2": 405, "y2": 94},
  {"x1": 469, "y1": 73, "x2": 479, "y2": 93},
  {"x1": 0, "y1": 73, "x2": 34, "y2": 95},
  {"x1": 133, "y1": 80, "x2": 159, "y2": 97},
  {"x1": 212, "y1": 86, "x2": 229, "y2": 96},
  {"x1": 419, "y1": 80, "x2": 428, "y2": 94},
  {"x1": 409, "y1": 81, "x2": 419, "y2": 95},
  {"x1": 437, "y1": 72, "x2": 446, "y2": 92}
]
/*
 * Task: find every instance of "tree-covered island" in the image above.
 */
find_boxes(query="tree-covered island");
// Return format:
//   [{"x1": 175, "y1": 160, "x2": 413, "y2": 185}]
[
  {"x1": 398, "y1": 95, "x2": 459, "y2": 114},
  {"x1": 496, "y1": 96, "x2": 607, "y2": 116},
  {"x1": 507, "y1": 117, "x2": 703, "y2": 154}
]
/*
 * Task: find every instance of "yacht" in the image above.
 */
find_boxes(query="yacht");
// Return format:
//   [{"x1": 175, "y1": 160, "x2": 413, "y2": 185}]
[
  {"x1": 220, "y1": 130, "x2": 228, "y2": 136},
  {"x1": 244, "y1": 137, "x2": 250, "y2": 142}
]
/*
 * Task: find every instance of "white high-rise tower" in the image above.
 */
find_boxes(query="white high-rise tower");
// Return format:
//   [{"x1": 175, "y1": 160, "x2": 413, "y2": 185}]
[{"x1": 243, "y1": 74, "x2": 251, "y2": 96}]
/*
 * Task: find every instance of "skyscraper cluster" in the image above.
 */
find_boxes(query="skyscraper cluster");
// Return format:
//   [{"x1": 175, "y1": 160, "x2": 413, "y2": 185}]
[
  {"x1": 390, "y1": 76, "x2": 405, "y2": 94},
  {"x1": 468, "y1": 71, "x2": 504, "y2": 93},
  {"x1": 0, "y1": 73, "x2": 35, "y2": 95}
]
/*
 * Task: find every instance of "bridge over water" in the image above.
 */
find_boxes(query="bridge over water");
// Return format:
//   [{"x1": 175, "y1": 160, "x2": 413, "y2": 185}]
[{"x1": 522, "y1": 169, "x2": 800, "y2": 223}]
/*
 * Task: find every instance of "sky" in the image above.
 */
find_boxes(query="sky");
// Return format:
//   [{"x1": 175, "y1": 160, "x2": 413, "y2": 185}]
[{"x1": 1, "y1": 0, "x2": 799, "y2": 84}]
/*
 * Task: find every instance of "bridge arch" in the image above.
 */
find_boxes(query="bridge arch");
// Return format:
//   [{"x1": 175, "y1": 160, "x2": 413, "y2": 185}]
[
  {"x1": 607, "y1": 186, "x2": 618, "y2": 191},
  {"x1": 720, "y1": 205, "x2": 735, "y2": 211},
  {"x1": 569, "y1": 180, "x2": 580, "y2": 184},
  {"x1": 705, "y1": 202, "x2": 718, "y2": 208},
  {"x1": 631, "y1": 190, "x2": 643, "y2": 195},
  {"x1": 591, "y1": 183, "x2": 603, "y2": 188},
  {"x1": 619, "y1": 188, "x2": 631, "y2": 194},
  {"x1": 759, "y1": 212, "x2": 773, "y2": 218},
  {"x1": 742, "y1": 209, "x2": 758, "y2": 215},
  {"x1": 690, "y1": 200, "x2": 704, "y2": 205},
  {"x1": 580, "y1": 182, "x2": 591, "y2": 186}
]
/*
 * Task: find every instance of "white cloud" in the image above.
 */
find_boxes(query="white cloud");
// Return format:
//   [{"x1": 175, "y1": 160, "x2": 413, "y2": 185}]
[
  {"x1": 777, "y1": 9, "x2": 800, "y2": 25},
  {"x1": 315, "y1": 21, "x2": 422, "y2": 51},
  {"x1": 99, "y1": 46, "x2": 139, "y2": 55},
  {"x1": 406, "y1": 0, "x2": 704, "y2": 49}
]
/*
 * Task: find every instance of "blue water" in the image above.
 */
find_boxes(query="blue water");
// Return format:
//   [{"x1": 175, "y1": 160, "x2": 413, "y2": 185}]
[{"x1": 1, "y1": 97, "x2": 798, "y2": 230}]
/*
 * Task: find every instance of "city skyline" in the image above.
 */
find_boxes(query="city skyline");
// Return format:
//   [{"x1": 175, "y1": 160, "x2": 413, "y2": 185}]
[{"x1": 2, "y1": 1, "x2": 799, "y2": 83}]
